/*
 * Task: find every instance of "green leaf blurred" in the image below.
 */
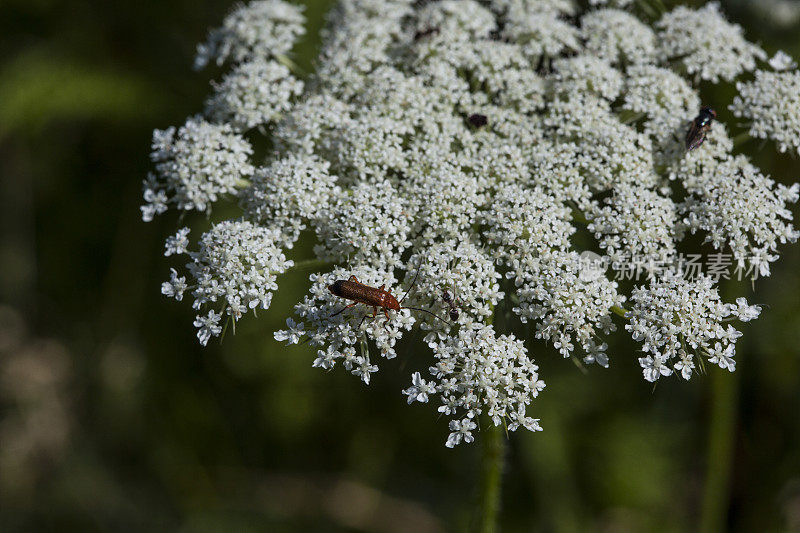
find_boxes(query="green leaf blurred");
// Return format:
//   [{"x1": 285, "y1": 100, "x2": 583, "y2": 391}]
[{"x1": 0, "y1": 49, "x2": 158, "y2": 138}]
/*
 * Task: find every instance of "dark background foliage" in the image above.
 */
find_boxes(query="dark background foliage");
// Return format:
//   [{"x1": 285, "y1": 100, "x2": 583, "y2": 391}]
[{"x1": 0, "y1": 1, "x2": 798, "y2": 531}]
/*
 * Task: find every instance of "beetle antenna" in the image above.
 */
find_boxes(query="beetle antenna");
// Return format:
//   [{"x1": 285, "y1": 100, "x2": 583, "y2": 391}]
[
  {"x1": 399, "y1": 261, "x2": 423, "y2": 305},
  {"x1": 402, "y1": 306, "x2": 452, "y2": 326}
]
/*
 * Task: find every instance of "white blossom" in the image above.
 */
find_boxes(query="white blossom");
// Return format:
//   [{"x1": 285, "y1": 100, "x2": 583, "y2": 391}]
[
  {"x1": 273, "y1": 93, "x2": 351, "y2": 156},
  {"x1": 656, "y1": 3, "x2": 766, "y2": 82},
  {"x1": 273, "y1": 318, "x2": 305, "y2": 344},
  {"x1": 314, "y1": 0, "x2": 411, "y2": 92},
  {"x1": 403, "y1": 156, "x2": 487, "y2": 244},
  {"x1": 730, "y1": 297, "x2": 762, "y2": 322},
  {"x1": 405, "y1": 321, "x2": 544, "y2": 447},
  {"x1": 730, "y1": 70, "x2": 800, "y2": 156},
  {"x1": 769, "y1": 50, "x2": 797, "y2": 71},
  {"x1": 164, "y1": 227, "x2": 191, "y2": 256},
  {"x1": 621, "y1": 65, "x2": 700, "y2": 151},
  {"x1": 402, "y1": 240, "x2": 504, "y2": 333},
  {"x1": 580, "y1": 9, "x2": 656, "y2": 66},
  {"x1": 665, "y1": 120, "x2": 734, "y2": 186},
  {"x1": 482, "y1": 182, "x2": 573, "y2": 260},
  {"x1": 275, "y1": 266, "x2": 416, "y2": 382},
  {"x1": 403, "y1": 372, "x2": 436, "y2": 404},
  {"x1": 415, "y1": 0, "x2": 496, "y2": 40},
  {"x1": 205, "y1": 58, "x2": 304, "y2": 131},
  {"x1": 512, "y1": 250, "x2": 622, "y2": 366},
  {"x1": 551, "y1": 56, "x2": 624, "y2": 102},
  {"x1": 541, "y1": 95, "x2": 658, "y2": 196},
  {"x1": 587, "y1": 185, "x2": 677, "y2": 272},
  {"x1": 313, "y1": 179, "x2": 412, "y2": 269},
  {"x1": 502, "y1": 9, "x2": 580, "y2": 61},
  {"x1": 195, "y1": 0, "x2": 306, "y2": 69},
  {"x1": 142, "y1": 116, "x2": 254, "y2": 220},
  {"x1": 162, "y1": 268, "x2": 187, "y2": 301},
  {"x1": 165, "y1": 220, "x2": 293, "y2": 345},
  {"x1": 194, "y1": 310, "x2": 223, "y2": 346},
  {"x1": 241, "y1": 154, "x2": 338, "y2": 248},
  {"x1": 148, "y1": 0, "x2": 800, "y2": 446},
  {"x1": 678, "y1": 155, "x2": 799, "y2": 276},
  {"x1": 626, "y1": 272, "x2": 754, "y2": 381}
]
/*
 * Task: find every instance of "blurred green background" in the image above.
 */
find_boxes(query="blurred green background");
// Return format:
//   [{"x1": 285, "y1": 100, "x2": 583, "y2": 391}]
[{"x1": 1, "y1": 1, "x2": 799, "y2": 531}]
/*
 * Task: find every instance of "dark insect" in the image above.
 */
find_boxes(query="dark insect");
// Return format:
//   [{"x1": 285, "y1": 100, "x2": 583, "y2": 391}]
[
  {"x1": 328, "y1": 274, "x2": 449, "y2": 328},
  {"x1": 441, "y1": 288, "x2": 463, "y2": 322},
  {"x1": 685, "y1": 106, "x2": 716, "y2": 151},
  {"x1": 467, "y1": 113, "x2": 488, "y2": 128},
  {"x1": 413, "y1": 27, "x2": 439, "y2": 41}
]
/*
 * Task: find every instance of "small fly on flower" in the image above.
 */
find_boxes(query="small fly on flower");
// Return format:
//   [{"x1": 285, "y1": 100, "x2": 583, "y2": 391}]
[
  {"x1": 413, "y1": 27, "x2": 439, "y2": 41},
  {"x1": 685, "y1": 106, "x2": 716, "y2": 151},
  {"x1": 467, "y1": 113, "x2": 488, "y2": 128}
]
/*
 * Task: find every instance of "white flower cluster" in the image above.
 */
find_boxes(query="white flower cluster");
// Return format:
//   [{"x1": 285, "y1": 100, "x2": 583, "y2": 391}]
[
  {"x1": 581, "y1": 9, "x2": 656, "y2": 66},
  {"x1": 404, "y1": 322, "x2": 545, "y2": 448},
  {"x1": 730, "y1": 70, "x2": 800, "y2": 156},
  {"x1": 194, "y1": 0, "x2": 306, "y2": 69},
  {"x1": 621, "y1": 65, "x2": 700, "y2": 151},
  {"x1": 402, "y1": 239, "x2": 504, "y2": 332},
  {"x1": 313, "y1": 179, "x2": 412, "y2": 269},
  {"x1": 514, "y1": 250, "x2": 622, "y2": 367},
  {"x1": 502, "y1": 5, "x2": 579, "y2": 61},
  {"x1": 656, "y1": 2, "x2": 766, "y2": 82},
  {"x1": 678, "y1": 155, "x2": 800, "y2": 277},
  {"x1": 163, "y1": 221, "x2": 293, "y2": 345},
  {"x1": 768, "y1": 50, "x2": 797, "y2": 72},
  {"x1": 142, "y1": 117, "x2": 254, "y2": 221},
  {"x1": 551, "y1": 56, "x2": 624, "y2": 102},
  {"x1": 241, "y1": 154, "x2": 337, "y2": 248},
  {"x1": 205, "y1": 58, "x2": 304, "y2": 131},
  {"x1": 587, "y1": 186, "x2": 677, "y2": 270},
  {"x1": 480, "y1": 183, "x2": 620, "y2": 365},
  {"x1": 626, "y1": 272, "x2": 760, "y2": 382},
  {"x1": 275, "y1": 266, "x2": 415, "y2": 384},
  {"x1": 149, "y1": 0, "x2": 800, "y2": 446}
]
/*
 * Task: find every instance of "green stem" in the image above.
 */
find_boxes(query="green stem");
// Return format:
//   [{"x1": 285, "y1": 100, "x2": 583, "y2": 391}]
[
  {"x1": 274, "y1": 53, "x2": 304, "y2": 76},
  {"x1": 571, "y1": 208, "x2": 588, "y2": 225},
  {"x1": 287, "y1": 258, "x2": 332, "y2": 272},
  {"x1": 699, "y1": 368, "x2": 739, "y2": 533},
  {"x1": 610, "y1": 305, "x2": 629, "y2": 318},
  {"x1": 478, "y1": 423, "x2": 505, "y2": 533},
  {"x1": 731, "y1": 132, "x2": 752, "y2": 149}
]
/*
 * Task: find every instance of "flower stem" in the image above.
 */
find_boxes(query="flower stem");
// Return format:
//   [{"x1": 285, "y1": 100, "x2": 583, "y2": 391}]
[
  {"x1": 287, "y1": 258, "x2": 332, "y2": 272},
  {"x1": 731, "y1": 132, "x2": 752, "y2": 148},
  {"x1": 699, "y1": 368, "x2": 739, "y2": 533},
  {"x1": 274, "y1": 53, "x2": 304, "y2": 76},
  {"x1": 478, "y1": 423, "x2": 505, "y2": 533},
  {"x1": 610, "y1": 305, "x2": 629, "y2": 318}
]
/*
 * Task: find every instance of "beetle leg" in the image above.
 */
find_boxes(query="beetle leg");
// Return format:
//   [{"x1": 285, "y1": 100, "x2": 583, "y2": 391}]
[
  {"x1": 349, "y1": 275, "x2": 359, "y2": 283},
  {"x1": 330, "y1": 302, "x2": 357, "y2": 317},
  {"x1": 358, "y1": 306, "x2": 379, "y2": 330},
  {"x1": 383, "y1": 309, "x2": 392, "y2": 332}
]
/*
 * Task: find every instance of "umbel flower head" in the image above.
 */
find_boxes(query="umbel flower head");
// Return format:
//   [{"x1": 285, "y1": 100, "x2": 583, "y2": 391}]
[{"x1": 145, "y1": 0, "x2": 799, "y2": 446}]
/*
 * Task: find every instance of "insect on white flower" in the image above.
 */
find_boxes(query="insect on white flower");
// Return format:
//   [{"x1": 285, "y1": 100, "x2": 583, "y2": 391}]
[{"x1": 149, "y1": 0, "x2": 799, "y2": 446}]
